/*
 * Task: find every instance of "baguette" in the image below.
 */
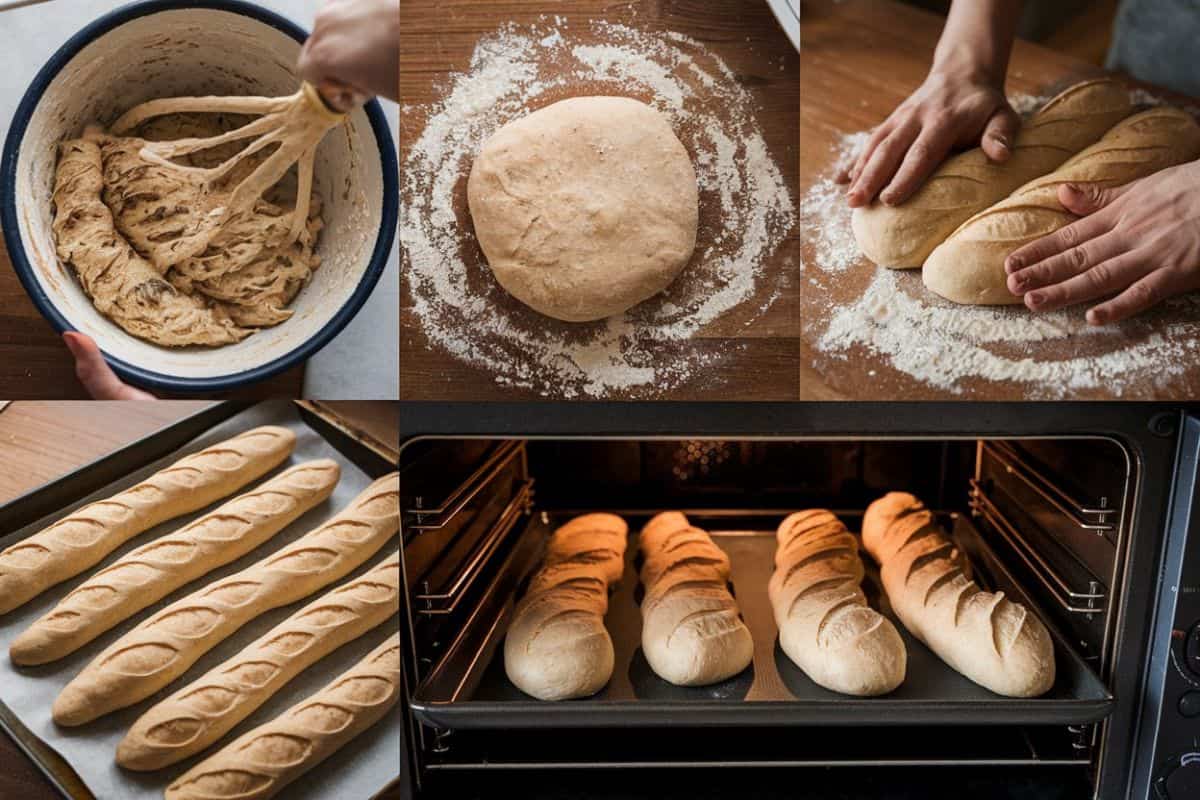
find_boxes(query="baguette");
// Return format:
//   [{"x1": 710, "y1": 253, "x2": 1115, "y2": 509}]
[
  {"x1": 638, "y1": 512, "x2": 752, "y2": 686},
  {"x1": 165, "y1": 633, "x2": 401, "y2": 800},
  {"x1": 0, "y1": 426, "x2": 295, "y2": 616},
  {"x1": 118, "y1": 551, "x2": 401, "y2": 771},
  {"x1": 861, "y1": 492, "x2": 1055, "y2": 697},
  {"x1": 51, "y1": 473, "x2": 397, "y2": 726},
  {"x1": 925, "y1": 106, "x2": 1200, "y2": 304},
  {"x1": 10, "y1": 460, "x2": 340, "y2": 671},
  {"x1": 769, "y1": 510, "x2": 905, "y2": 696},
  {"x1": 503, "y1": 513, "x2": 627, "y2": 700},
  {"x1": 852, "y1": 79, "x2": 1132, "y2": 269}
]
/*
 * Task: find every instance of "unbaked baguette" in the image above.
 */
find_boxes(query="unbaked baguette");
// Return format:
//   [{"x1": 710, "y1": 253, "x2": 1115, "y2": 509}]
[
  {"x1": 164, "y1": 632, "x2": 400, "y2": 800},
  {"x1": 852, "y1": 79, "x2": 1132, "y2": 268},
  {"x1": 861, "y1": 492, "x2": 1055, "y2": 697},
  {"x1": 10, "y1": 460, "x2": 340, "y2": 671},
  {"x1": 924, "y1": 106, "x2": 1200, "y2": 304},
  {"x1": 638, "y1": 512, "x2": 752, "y2": 686},
  {"x1": 504, "y1": 513, "x2": 627, "y2": 700},
  {"x1": 0, "y1": 426, "x2": 295, "y2": 616},
  {"x1": 50, "y1": 473, "x2": 396, "y2": 726},
  {"x1": 118, "y1": 551, "x2": 400, "y2": 771},
  {"x1": 769, "y1": 510, "x2": 905, "y2": 696}
]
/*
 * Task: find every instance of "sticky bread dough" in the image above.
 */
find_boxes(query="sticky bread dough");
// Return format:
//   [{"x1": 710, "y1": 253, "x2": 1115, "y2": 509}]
[{"x1": 467, "y1": 96, "x2": 699, "y2": 322}]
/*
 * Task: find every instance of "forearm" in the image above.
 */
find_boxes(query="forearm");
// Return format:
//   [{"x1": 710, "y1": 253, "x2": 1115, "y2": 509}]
[{"x1": 932, "y1": 0, "x2": 1023, "y2": 85}]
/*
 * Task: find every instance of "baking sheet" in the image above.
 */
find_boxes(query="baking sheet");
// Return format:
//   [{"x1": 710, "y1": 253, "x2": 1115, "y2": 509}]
[{"x1": 0, "y1": 401, "x2": 401, "y2": 800}]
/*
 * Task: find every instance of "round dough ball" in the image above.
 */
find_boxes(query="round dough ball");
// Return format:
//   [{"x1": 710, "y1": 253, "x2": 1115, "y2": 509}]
[{"x1": 467, "y1": 96, "x2": 699, "y2": 322}]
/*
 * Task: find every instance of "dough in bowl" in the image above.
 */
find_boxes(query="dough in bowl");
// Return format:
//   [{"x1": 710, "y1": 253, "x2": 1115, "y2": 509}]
[{"x1": 467, "y1": 96, "x2": 699, "y2": 322}]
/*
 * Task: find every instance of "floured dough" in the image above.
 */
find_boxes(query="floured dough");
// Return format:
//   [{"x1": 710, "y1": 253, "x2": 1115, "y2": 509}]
[{"x1": 467, "y1": 96, "x2": 699, "y2": 322}]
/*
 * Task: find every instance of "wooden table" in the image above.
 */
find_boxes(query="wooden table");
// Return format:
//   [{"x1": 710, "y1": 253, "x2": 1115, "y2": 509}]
[
  {"x1": 0, "y1": 229, "x2": 306, "y2": 399},
  {"x1": 400, "y1": 0, "x2": 800, "y2": 400},
  {"x1": 799, "y1": 0, "x2": 1200, "y2": 400}
]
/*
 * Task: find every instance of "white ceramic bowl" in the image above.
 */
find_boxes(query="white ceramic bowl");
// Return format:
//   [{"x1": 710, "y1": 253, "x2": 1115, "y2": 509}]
[{"x1": 1, "y1": 0, "x2": 397, "y2": 392}]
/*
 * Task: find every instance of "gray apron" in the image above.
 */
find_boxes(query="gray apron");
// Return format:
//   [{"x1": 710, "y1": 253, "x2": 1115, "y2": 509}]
[{"x1": 1107, "y1": 0, "x2": 1200, "y2": 97}]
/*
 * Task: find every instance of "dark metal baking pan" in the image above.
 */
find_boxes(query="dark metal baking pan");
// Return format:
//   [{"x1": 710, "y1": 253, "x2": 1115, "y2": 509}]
[{"x1": 409, "y1": 510, "x2": 1115, "y2": 728}]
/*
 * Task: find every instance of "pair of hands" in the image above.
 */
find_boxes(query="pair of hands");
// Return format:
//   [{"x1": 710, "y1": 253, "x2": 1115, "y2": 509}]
[{"x1": 839, "y1": 71, "x2": 1200, "y2": 325}]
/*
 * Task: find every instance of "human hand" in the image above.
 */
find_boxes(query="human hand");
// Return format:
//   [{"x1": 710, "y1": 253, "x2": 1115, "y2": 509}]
[
  {"x1": 62, "y1": 332, "x2": 156, "y2": 400},
  {"x1": 1004, "y1": 160, "x2": 1200, "y2": 325},
  {"x1": 297, "y1": 0, "x2": 399, "y2": 104},
  {"x1": 840, "y1": 70, "x2": 1019, "y2": 208}
]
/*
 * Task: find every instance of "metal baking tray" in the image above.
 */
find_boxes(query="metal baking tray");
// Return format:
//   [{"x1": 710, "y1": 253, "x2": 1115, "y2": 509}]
[
  {"x1": 0, "y1": 400, "x2": 400, "y2": 800},
  {"x1": 409, "y1": 510, "x2": 1115, "y2": 728}
]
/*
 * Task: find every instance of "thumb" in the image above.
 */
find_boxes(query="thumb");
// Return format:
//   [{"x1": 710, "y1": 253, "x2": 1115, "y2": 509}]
[
  {"x1": 62, "y1": 332, "x2": 156, "y2": 400},
  {"x1": 1058, "y1": 181, "x2": 1130, "y2": 216},
  {"x1": 981, "y1": 104, "x2": 1020, "y2": 162}
]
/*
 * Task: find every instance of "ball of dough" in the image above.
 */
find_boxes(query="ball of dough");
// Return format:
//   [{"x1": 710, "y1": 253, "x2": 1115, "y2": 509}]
[{"x1": 467, "y1": 96, "x2": 699, "y2": 322}]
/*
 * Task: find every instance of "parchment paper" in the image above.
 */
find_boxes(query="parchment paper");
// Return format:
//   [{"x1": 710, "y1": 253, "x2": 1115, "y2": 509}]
[{"x1": 0, "y1": 401, "x2": 401, "y2": 800}]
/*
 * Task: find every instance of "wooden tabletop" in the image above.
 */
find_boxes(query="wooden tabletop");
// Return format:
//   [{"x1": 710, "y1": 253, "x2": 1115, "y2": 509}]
[
  {"x1": 399, "y1": 0, "x2": 800, "y2": 401},
  {"x1": 798, "y1": 0, "x2": 1200, "y2": 401}
]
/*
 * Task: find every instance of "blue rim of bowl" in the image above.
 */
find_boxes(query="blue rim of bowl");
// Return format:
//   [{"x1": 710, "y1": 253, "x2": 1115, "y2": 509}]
[{"x1": 0, "y1": 0, "x2": 399, "y2": 394}]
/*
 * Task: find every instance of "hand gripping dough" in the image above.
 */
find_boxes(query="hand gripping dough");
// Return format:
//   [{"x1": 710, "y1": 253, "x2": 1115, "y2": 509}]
[{"x1": 468, "y1": 96, "x2": 699, "y2": 322}]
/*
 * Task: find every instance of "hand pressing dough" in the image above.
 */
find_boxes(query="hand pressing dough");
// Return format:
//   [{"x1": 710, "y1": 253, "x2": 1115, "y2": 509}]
[{"x1": 468, "y1": 96, "x2": 699, "y2": 322}]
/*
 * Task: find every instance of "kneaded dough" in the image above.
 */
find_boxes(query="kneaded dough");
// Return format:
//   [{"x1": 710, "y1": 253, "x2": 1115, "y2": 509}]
[{"x1": 467, "y1": 96, "x2": 699, "y2": 322}]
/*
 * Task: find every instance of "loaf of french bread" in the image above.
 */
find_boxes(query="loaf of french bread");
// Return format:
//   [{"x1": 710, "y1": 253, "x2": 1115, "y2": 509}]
[
  {"x1": 50, "y1": 473, "x2": 396, "y2": 726},
  {"x1": 852, "y1": 79, "x2": 1132, "y2": 268},
  {"x1": 769, "y1": 510, "x2": 905, "y2": 696},
  {"x1": 10, "y1": 460, "x2": 340, "y2": 671},
  {"x1": 0, "y1": 426, "x2": 295, "y2": 616},
  {"x1": 861, "y1": 492, "x2": 1055, "y2": 697},
  {"x1": 924, "y1": 106, "x2": 1200, "y2": 304},
  {"x1": 503, "y1": 513, "x2": 627, "y2": 701}
]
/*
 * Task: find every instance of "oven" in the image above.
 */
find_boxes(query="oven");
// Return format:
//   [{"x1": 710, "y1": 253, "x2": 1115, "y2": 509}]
[{"x1": 396, "y1": 404, "x2": 1200, "y2": 800}]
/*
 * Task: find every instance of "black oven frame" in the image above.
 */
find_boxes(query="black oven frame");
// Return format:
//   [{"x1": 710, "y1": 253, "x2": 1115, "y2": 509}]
[{"x1": 398, "y1": 402, "x2": 1199, "y2": 800}]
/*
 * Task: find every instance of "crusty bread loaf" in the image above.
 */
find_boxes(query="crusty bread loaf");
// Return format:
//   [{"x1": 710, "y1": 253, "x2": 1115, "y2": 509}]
[
  {"x1": 769, "y1": 510, "x2": 905, "y2": 696},
  {"x1": 638, "y1": 512, "x2": 752, "y2": 686},
  {"x1": 50, "y1": 473, "x2": 396, "y2": 727},
  {"x1": 10, "y1": 460, "x2": 340, "y2": 671},
  {"x1": 852, "y1": 79, "x2": 1132, "y2": 268},
  {"x1": 118, "y1": 551, "x2": 401, "y2": 771},
  {"x1": 164, "y1": 632, "x2": 401, "y2": 800},
  {"x1": 925, "y1": 106, "x2": 1200, "y2": 304},
  {"x1": 504, "y1": 513, "x2": 627, "y2": 700},
  {"x1": 862, "y1": 493, "x2": 1055, "y2": 697},
  {"x1": 0, "y1": 426, "x2": 295, "y2": 616}
]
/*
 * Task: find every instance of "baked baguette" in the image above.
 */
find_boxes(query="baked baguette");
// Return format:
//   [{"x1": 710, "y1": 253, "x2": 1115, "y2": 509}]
[
  {"x1": 118, "y1": 551, "x2": 400, "y2": 771},
  {"x1": 852, "y1": 79, "x2": 1132, "y2": 268},
  {"x1": 925, "y1": 105, "x2": 1200, "y2": 304},
  {"x1": 769, "y1": 510, "x2": 905, "y2": 696},
  {"x1": 10, "y1": 460, "x2": 340, "y2": 671},
  {"x1": 638, "y1": 512, "x2": 752, "y2": 686},
  {"x1": 0, "y1": 426, "x2": 295, "y2": 616},
  {"x1": 51, "y1": 473, "x2": 396, "y2": 726},
  {"x1": 164, "y1": 632, "x2": 400, "y2": 800},
  {"x1": 503, "y1": 513, "x2": 627, "y2": 701},
  {"x1": 861, "y1": 492, "x2": 1055, "y2": 697}
]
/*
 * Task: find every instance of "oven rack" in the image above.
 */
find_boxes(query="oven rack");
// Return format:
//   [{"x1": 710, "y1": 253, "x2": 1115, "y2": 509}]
[
  {"x1": 408, "y1": 508, "x2": 1114, "y2": 730},
  {"x1": 979, "y1": 442, "x2": 1116, "y2": 532}
]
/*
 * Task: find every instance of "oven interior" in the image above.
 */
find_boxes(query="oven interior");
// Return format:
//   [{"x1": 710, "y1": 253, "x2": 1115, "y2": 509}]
[{"x1": 399, "y1": 437, "x2": 1135, "y2": 798}]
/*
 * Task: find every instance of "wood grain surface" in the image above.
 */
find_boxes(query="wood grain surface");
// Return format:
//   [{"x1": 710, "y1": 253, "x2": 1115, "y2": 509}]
[
  {"x1": 400, "y1": 0, "x2": 800, "y2": 401},
  {"x1": 799, "y1": 0, "x2": 1200, "y2": 401}
]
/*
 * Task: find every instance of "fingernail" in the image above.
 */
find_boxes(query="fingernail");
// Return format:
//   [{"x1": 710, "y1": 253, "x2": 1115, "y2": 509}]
[
  {"x1": 881, "y1": 192, "x2": 895, "y2": 206},
  {"x1": 1010, "y1": 275, "x2": 1026, "y2": 292},
  {"x1": 991, "y1": 133, "x2": 1010, "y2": 151},
  {"x1": 1027, "y1": 291, "x2": 1043, "y2": 308},
  {"x1": 1087, "y1": 309, "x2": 1104, "y2": 326},
  {"x1": 1006, "y1": 256, "x2": 1022, "y2": 272}
]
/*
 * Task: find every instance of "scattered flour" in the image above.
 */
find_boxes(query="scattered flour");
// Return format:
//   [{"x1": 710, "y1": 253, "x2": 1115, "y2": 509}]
[
  {"x1": 803, "y1": 90, "x2": 1200, "y2": 398},
  {"x1": 402, "y1": 20, "x2": 795, "y2": 398}
]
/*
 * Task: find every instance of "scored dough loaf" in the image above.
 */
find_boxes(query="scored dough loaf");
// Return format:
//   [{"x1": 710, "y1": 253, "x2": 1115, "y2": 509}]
[
  {"x1": 118, "y1": 551, "x2": 401, "y2": 771},
  {"x1": 861, "y1": 492, "x2": 1056, "y2": 697},
  {"x1": 924, "y1": 106, "x2": 1200, "y2": 304},
  {"x1": 769, "y1": 510, "x2": 906, "y2": 696},
  {"x1": 0, "y1": 426, "x2": 295, "y2": 616},
  {"x1": 639, "y1": 512, "x2": 753, "y2": 686},
  {"x1": 165, "y1": 632, "x2": 401, "y2": 800},
  {"x1": 852, "y1": 79, "x2": 1132, "y2": 268},
  {"x1": 504, "y1": 513, "x2": 627, "y2": 701},
  {"x1": 10, "y1": 460, "x2": 340, "y2": 671},
  {"x1": 51, "y1": 473, "x2": 397, "y2": 727}
]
